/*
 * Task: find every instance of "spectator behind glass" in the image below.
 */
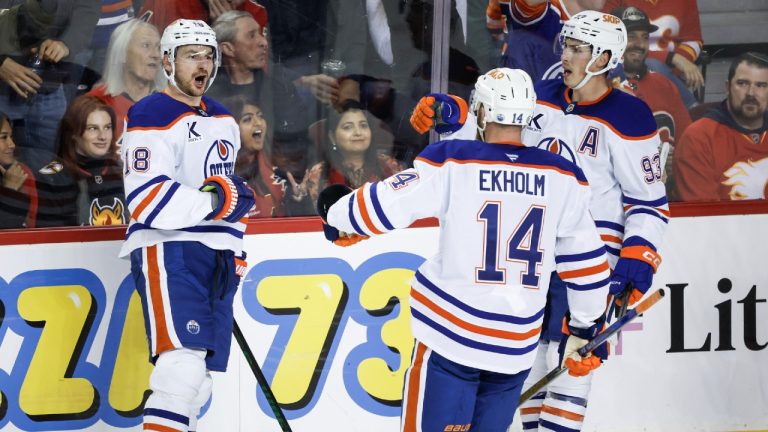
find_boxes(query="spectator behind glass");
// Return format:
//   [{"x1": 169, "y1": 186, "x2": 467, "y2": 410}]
[
  {"x1": 87, "y1": 18, "x2": 164, "y2": 144},
  {"x1": 227, "y1": 94, "x2": 310, "y2": 217},
  {"x1": 603, "y1": 0, "x2": 703, "y2": 108},
  {"x1": 610, "y1": 6, "x2": 691, "y2": 200},
  {"x1": 0, "y1": 110, "x2": 38, "y2": 228},
  {"x1": 305, "y1": 101, "x2": 402, "y2": 206},
  {"x1": 85, "y1": 0, "x2": 136, "y2": 77},
  {"x1": 36, "y1": 95, "x2": 127, "y2": 226},
  {"x1": 487, "y1": 0, "x2": 607, "y2": 83},
  {"x1": 0, "y1": 0, "x2": 100, "y2": 171},
  {"x1": 674, "y1": 52, "x2": 768, "y2": 202},
  {"x1": 210, "y1": 10, "x2": 314, "y2": 183}
]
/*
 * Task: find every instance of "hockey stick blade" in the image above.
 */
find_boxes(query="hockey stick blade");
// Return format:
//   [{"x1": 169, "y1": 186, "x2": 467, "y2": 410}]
[
  {"x1": 233, "y1": 320, "x2": 293, "y2": 432},
  {"x1": 517, "y1": 288, "x2": 665, "y2": 406}
]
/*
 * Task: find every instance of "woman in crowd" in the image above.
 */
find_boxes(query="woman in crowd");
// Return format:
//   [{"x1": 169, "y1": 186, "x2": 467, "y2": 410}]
[
  {"x1": 36, "y1": 96, "x2": 127, "y2": 226},
  {"x1": 227, "y1": 95, "x2": 311, "y2": 217},
  {"x1": 0, "y1": 111, "x2": 37, "y2": 228},
  {"x1": 87, "y1": 18, "x2": 164, "y2": 143},
  {"x1": 305, "y1": 101, "x2": 402, "y2": 205}
]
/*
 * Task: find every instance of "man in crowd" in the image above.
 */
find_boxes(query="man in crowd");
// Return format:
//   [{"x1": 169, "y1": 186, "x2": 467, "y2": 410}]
[{"x1": 675, "y1": 52, "x2": 768, "y2": 201}]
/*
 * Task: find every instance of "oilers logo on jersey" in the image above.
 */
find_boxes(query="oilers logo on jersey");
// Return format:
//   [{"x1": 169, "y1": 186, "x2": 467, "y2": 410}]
[
  {"x1": 537, "y1": 137, "x2": 577, "y2": 164},
  {"x1": 204, "y1": 139, "x2": 236, "y2": 177}
]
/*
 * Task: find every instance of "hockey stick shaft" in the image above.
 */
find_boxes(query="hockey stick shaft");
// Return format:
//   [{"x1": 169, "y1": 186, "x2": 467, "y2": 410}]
[
  {"x1": 232, "y1": 319, "x2": 293, "y2": 432},
  {"x1": 517, "y1": 288, "x2": 665, "y2": 406}
]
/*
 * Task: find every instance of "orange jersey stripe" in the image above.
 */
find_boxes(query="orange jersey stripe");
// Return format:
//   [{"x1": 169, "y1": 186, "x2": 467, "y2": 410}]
[
  {"x1": 402, "y1": 342, "x2": 428, "y2": 432},
  {"x1": 356, "y1": 187, "x2": 384, "y2": 235},
  {"x1": 102, "y1": 0, "x2": 132, "y2": 13},
  {"x1": 520, "y1": 407, "x2": 542, "y2": 415},
  {"x1": 147, "y1": 246, "x2": 174, "y2": 354},
  {"x1": 131, "y1": 182, "x2": 165, "y2": 221},
  {"x1": 600, "y1": 234, "x2": 623, "y2": 244},
  {"x1": 144, "y1": 423, "x2": 182, "y2": 432},
  {"x1": 541, "y1": 404, "x2": 585, "y2": 421},
  {"x1": 411, "y1": 288, "x2": 541, "y2": 341},
  {"x1": 558, "y1": 260, "x2": 609, "y2": 280}
]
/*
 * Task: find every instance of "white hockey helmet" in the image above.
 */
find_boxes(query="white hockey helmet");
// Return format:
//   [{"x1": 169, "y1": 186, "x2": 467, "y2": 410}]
[
  {"x1": 161, "y1": 19, "x2": 221, "y2": 93},
  {"x1": 559, "y1": 10, "x2": 627, "y2": 89},
  {"x1": 470, "y1": 68, "x2": 536, "y2": 137}
]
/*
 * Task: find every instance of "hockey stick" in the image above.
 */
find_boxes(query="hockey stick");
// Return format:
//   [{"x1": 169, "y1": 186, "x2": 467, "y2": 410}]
[
  {"x1": 517, "y1": 288, "x2": 665, "y2": 406},
  {"x1": 232, "y1": 319, "x2": 293, "y2": 432}
]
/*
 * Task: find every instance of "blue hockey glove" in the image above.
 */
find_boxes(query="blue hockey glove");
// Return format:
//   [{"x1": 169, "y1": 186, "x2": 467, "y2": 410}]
[
  {"x1": 201, "y1": 175, "x2": 255, "y2": 223},
  {"x1": 610, "y1": 237, "x2": 661, "y2": 305},
  {"x1": 410, "y1": 93, "x2": 468, "y2": 135}
]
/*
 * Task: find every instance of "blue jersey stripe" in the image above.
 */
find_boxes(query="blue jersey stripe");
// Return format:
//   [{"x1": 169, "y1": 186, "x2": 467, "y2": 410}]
[
  {"x1": 555, "y1": 246, "x2": 606, "y2": 264},
  {"x1": 605, "y1": 245, "x2": 620, "y2": 257},
  {"x1": 566, "y1": 277, "x2": 610, "y2": 291},
  {"x1": 126, "y1": 223, "x2": 243, "y2": 239},
  {"x1": 595, "y1": 220, "x2": 624, "y2": 233},
  {"x1": 370, "y1": 182, "x2": 395, "y2": 231},
  {"x1": 415, "y1": 272, "x2": 545, "y2": 325},
  {"x1": 143, "y1": 408, "x2": 189, "y2": 425},
  {"x1": 412, "y1": 309, "x2": 540, "y2": 355},
  {"x1": 126, "y1": 175, "x2": 170, "y2": 205},
  {"x1": 144, "y1": 182, "x2": 180, "y2": 226},
  {"x1": 347, "y1": 194, "x2": 366, "y2": 236},
  {"x1": 539, "y1": 419, "x2": 580, "y2": 432},
  {"x1": 623, "y1": 195, "x2": 669, "y2": 207},
  {"x1": 626, "y1": 207, "x2": 669, "y2": 223}
]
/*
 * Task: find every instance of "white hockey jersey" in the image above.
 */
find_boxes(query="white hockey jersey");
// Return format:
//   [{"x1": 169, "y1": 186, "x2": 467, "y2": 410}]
[
  {"x1": 119, "y1": 92, "x2": 244, "y2": 258},
  {"x1": 523, "y1": 80, "x2": 669, "y2": 261},
  {"x1": 327, "y1": 139, "x2": 610, "y2": 374}
]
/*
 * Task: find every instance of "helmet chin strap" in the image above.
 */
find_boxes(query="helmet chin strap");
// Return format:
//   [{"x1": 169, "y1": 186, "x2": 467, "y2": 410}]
[
  {"x1": 572, "y1": 56, "x2": 613, "y2": 91},
  {"x1": 476, "y1": 106, "x2": 488, "y2": 142}
]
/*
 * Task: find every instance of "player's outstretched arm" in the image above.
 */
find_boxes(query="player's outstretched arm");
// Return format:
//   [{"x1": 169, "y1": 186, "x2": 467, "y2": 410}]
[
  {"x1": 410, "y1": 93, "x2": 468, "y2": 135},
  {"x1": 317, "y1": 184, "x2": 368, "y2": 247}
]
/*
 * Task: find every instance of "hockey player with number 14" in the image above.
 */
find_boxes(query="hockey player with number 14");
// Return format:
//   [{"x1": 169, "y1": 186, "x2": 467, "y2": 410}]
[
  {"x1": 320, "y1": 68, "x2": 611, "y2": 432},
  {"x1": 411, "y1": 11, "x2": 669, "y2": 432},
  {"x1": 119, "y1": 19, "x2": 255, "y2": 432}
]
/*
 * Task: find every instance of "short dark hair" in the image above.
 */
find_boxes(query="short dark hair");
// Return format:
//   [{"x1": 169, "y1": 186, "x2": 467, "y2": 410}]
[
  {"x1": 727, "y1": 52, "x2": 768, "y2": 82},
  {"x1": 0, "y1": 111, "x2": 8, "y2": 130}
]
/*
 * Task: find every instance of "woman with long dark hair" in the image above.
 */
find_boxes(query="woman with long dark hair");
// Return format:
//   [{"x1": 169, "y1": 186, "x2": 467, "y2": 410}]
[{"x1": 305, "y1": 101, "x2": 402, "y2": 205}]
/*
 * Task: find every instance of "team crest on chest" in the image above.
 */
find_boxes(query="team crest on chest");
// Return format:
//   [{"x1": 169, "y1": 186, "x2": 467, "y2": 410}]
[
  {"x1": 537, "y1": 137, "x2": 577, "y2": 163},
  {"x1": 204, "y1": 139, "x2": 236, "y2": 177}
]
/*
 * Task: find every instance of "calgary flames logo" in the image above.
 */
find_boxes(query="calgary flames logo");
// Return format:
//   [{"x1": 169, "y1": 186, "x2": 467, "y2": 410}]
[{"x1": 90, "y1": 198, "x2": 126, "y2": 226}]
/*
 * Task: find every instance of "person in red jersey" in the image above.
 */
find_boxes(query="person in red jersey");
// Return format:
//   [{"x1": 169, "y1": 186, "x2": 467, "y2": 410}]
[{"x1": 675, "y1": 52, "x2": 768, "y2": 201}]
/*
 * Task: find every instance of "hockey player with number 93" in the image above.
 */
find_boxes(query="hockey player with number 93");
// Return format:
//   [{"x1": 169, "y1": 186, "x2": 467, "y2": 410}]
[
  {"x1": 318, "y1": 68, "x2": 611, "y2": 431},
  {"x1": 410, "y1": 11, "x2": 669, "y2": 432},
  {"x1": 119, "y1": 19, "x2": 256, "y2": 432}
]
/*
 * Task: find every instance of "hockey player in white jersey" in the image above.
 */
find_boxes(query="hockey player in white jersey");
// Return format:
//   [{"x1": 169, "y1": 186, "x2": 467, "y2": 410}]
[
  {"x1": 119, "y1": 19, "x2": 255, "y2": 432},
  {"x1": 320, "y1": 68, "x2": 611, "y2": 432},
  {"x1": 410, "y1": 11, "x2": 669, "y2": 432}
]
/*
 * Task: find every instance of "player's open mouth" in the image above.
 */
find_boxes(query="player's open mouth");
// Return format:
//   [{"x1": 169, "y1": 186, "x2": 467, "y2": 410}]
[{"x1": 194, "y1": 75, "x2": 207, "y2": 86}]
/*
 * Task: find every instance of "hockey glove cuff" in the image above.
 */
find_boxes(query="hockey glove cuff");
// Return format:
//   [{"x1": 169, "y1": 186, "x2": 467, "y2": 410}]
[
  {"x1": 610, "y1": 238, "x2": 661, "y2": 304},
  {"x1": 201, "y1": 175, "x2": 255, "y2": 223},
  {"x1": 410, "y1": 93, "x2": 468, "y2": 135}
]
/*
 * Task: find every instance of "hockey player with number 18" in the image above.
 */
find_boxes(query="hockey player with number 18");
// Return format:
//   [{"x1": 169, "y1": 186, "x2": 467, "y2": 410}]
[
  {"x1": 119, "y1": 19, "x2": 255, "y2": 432},
  {"x1": 321, "y1": 68, "x2": 611, "y2": 432}
]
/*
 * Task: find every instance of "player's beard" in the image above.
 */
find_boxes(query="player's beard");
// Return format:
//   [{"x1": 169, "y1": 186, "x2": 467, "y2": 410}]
[{"x1": 176, "y1": 73, "x2": 209, "y2": 98}]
